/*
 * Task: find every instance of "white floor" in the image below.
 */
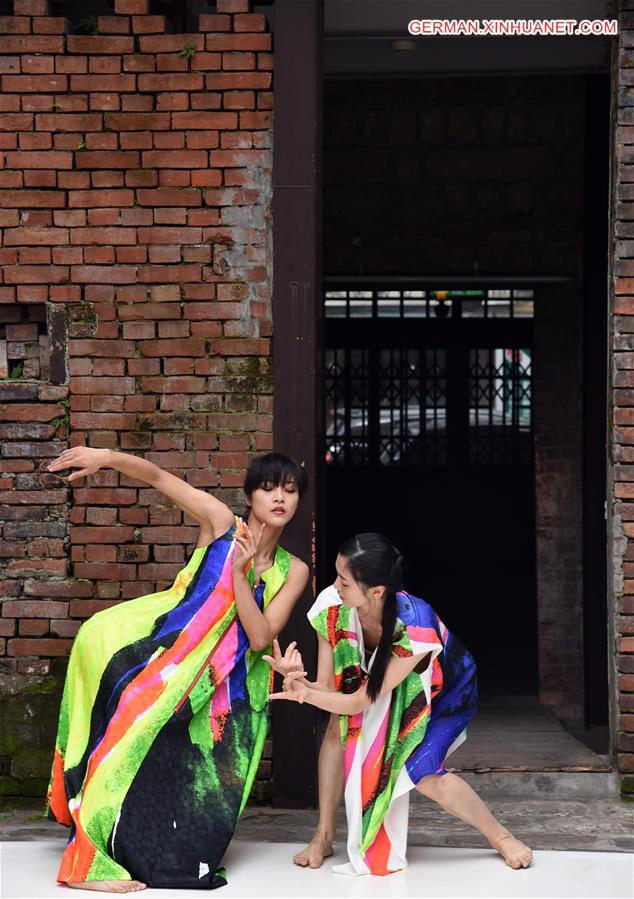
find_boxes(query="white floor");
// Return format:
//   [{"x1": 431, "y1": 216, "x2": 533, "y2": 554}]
[{"x1": 0, "y1": 841, "x2": 632, "y2": 899}]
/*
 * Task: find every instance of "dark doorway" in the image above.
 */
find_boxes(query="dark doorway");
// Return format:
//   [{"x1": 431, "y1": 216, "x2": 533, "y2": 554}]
[
  {"x1": 318, "y1": 71, "x2": 606, "y2": 711},
  {"x1": 320, "y1": 281, "x2": 537, "y2": 692}
]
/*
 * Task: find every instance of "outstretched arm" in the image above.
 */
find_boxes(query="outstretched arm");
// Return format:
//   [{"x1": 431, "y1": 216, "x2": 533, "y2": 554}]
[
  {"x1": 271, "y1": 649, "x2": 432, "y2": 714},
  {"x1": 47, "y1": 446, "x2": 234, "y2": 541}
]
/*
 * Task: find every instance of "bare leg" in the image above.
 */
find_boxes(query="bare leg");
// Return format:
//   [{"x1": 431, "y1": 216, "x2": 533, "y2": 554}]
[
  {"x1": 65, "y1": 881, "x2": 146, "y2": 892},
  {"x1": 294, "y1": 714, "x2": 344, "y2": 869},
  {"x1": 416, "y1": 772, "x2": 533, "y2": 869}
]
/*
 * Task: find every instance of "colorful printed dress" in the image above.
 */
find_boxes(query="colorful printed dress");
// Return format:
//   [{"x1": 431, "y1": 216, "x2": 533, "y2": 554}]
[
  {"x1": 46, "y1": 516, "x2": 290, "y2": 889},
  {"x1": 308, "y1": 584, "x2": 478, "y2": 877}
]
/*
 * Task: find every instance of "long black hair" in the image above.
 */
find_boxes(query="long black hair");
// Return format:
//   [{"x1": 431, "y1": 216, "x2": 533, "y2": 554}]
[
  {"x1": 338, "y1": 532, "x2": 404, "y2": 703},
  {"x1": 242, "y1": 452, "x2": 308, "y2": 519}
]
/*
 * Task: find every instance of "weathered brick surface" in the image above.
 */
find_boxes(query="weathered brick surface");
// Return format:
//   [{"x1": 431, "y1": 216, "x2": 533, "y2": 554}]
[
  {"x1": 534, "y1": 289, "x2": 584, "y2": 727},
  {"x1": 613, "y1": 2, "x2": 634, "y2": 790},
  {"x1": 0, "y1": 3, "x2": 273, "y2": 690}
]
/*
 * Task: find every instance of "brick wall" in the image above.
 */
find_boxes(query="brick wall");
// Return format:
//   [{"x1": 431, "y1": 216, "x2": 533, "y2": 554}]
[
  {"x1": 611, "y1": 0, "x2": 634, "y2": 791},
  {"x1": 534, "y1": 287, "x2": 584, "y2": 727},
  {"x1": 0, "y1": 0, "x2": 274, "y2": 799}
]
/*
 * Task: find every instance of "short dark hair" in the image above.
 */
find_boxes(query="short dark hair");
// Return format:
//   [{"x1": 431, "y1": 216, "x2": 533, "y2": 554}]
[{"x1": 243, "y1": 452, "x2": 308, "y2": 513}]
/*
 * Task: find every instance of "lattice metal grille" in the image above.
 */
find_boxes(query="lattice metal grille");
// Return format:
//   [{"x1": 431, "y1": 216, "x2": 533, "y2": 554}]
[
  {"x1": 377, "y1": 348, "x2": 447, "y2": 466},
  {"x1": 325, "y1": 347, "x2": 447, "y2": 467},
  {"x1": 469, "y1": 347, "x2": 532, "y2": 464},
  {"x1": 325, "y1": 348, "x2": 369, "y2": 466}
]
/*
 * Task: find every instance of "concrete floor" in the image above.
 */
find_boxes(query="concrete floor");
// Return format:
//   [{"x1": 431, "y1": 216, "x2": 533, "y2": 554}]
[
  {"x1": 1, "y1": 840, "x2": 632, "y2": 899},
  {"x1": 2, "y1": 695, "x2": 631, "y2": 896}
]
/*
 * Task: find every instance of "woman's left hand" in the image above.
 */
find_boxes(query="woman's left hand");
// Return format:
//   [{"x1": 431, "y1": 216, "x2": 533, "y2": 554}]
[
  {"x1": 232, "y1": 522, "x2": 265, "y2": 576},
  {"x1": 262, "y1": 639, "x2": 306, "y2": 679},
  {"x1": 269, "y1": 669, "x2": 309, "y2": 704}
]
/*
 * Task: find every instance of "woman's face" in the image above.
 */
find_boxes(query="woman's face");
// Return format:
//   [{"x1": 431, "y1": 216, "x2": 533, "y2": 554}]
[
  {"x1": 334, "y1": 554, "x2": 372, "y2": 608},
  {"x1": 247, "y1": 477, "x2": 300, "y2": 529}
]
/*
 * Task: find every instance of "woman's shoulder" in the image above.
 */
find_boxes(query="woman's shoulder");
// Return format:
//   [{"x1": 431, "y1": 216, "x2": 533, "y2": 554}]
[
  {"x1": 307, "y1": 583, "x2": 341, "y2": 621},
  {"x1": 286, "y1": 553, "x2": 309, "y2": 585},
  {"x1": 395, "y1": 590, "x2": 445, "y2": 635}
]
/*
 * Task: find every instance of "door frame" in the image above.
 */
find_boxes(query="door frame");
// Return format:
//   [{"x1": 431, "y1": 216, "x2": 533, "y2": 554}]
[{"x1": 271, "y1": 0, "x2": 324, "y2": 807}]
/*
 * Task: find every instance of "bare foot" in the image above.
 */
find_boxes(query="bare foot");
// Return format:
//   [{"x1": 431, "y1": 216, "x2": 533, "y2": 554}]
[
  {"x1": 65, "y1": 881, "x2": 147, "y2": 892},
  {"x1": 490, "y1": 832, "x2": 533, "y2": 869},
  {"x1": 293, "y1": 833, "x2": 333, "y2": 869}
]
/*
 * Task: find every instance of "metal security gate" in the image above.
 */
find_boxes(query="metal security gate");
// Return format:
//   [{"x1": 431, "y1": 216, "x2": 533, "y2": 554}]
[{"x1": 321, "y1": 278, "x2": 536, "y2": 690}]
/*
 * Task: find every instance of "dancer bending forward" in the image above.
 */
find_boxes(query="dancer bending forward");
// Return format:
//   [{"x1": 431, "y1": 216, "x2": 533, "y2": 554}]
[
  {"x1": 268, "y1": 533, "x2": 533, "y2": 876},
  {"x1": 45, "y1": 448, "x2": 309, "y2": 892}
]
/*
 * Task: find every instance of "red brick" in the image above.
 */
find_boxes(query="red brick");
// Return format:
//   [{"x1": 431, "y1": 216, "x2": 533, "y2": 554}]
[
  {"x1": 8, "y1": 638, "x2": 72, "y2": 657},
  {"x1": 71, "y1": 74, "x2": 136, "y2": 92},
  {"x1": 190, "y1": 56, "x2": 222, "y2": 75},
  {"x1": 74, "y1": 563, "x2": 135, "y2": 581},
  {"x1": 0, "y1": 16, "x2": 30, "y2": 33},
  {"x1": 70, "y1": 526, "x2": 135, "y2": 545},
  {"x1": 172, "y1": 111, "x2": 237, "y2": 130},
  {"x1": 21, "y1": 55, "x2": 55, "y2": 75},
  {"x1": 68, "y1": 189, "x2": 135, "y2": 208},
  {"x1": 2, "y1": 600, "x2": 68, "y2": 618},
  {"x1": 131, "y1": 16, "x2": 166, "y2": 34},
  {"x1": 140, "y1": 526, "x2": 198, "y2": 543},
  {"x1": 35, "y1": 113, "x2": 103, "y2": 131},
  {"x1": 240, "y1": 111, "x2": 272, "y2": 130},
  {"x1": 234, "y1": 13, "x2": 266, "y2": 32},
  {"x1": 4, "y1": 265, "x2": 69, "y2": 284},
  {"x1": 19, "y1": 620, "x2": 50, "y2": 637},
  {"x1": 198, "y1": 14, "x2": 231, "y2": 32},
  {"x1": 75, "y1": 488, "x2": 137, "y2": 505},
  {"x1": 209, "y1": 148, "x2": 267, "y2": 167},
  {"x1": 104, "y1": 111, "x2": 170, "y2": 130},
  {"x1": 137, "y1": 73, "x2": 204, "y2": 92},
  {"x1": 2, "y1": 74, "x2": 67, "y2": 92},
  {"x1": 142, "y1": 150, "x2": 208, "y2": 169},
  {"x1": 71, "y1": 412, "x2": 137, "y2": 429},
  {"x1": 97, "y1": 16, "x2": 131, "y2": 35},
  {"x1": 141, "y1": 376, "x2": 206, "y2": 393},
  {"x1": 5, "y1": 150, "x2": 73, "y2": 170},
  {"x1": 4, "y1": 227, "x2": 68, "y2": 246},
  {"x1": 69, "y1": 227, "x2": 137, "y2": 246},
  {"x1": 70, "y1": 376, "x2": 135, "y2": 395},
  {"x1": 0, "y1": 580, "x2": 21, "y2": 597},
  {"x1": 23, "y1": 578, "x2": 91, "y2": 598},
  {"x1": 115, "y1": 0, "x2": 148, "y2": 12},
  {"x1": 206, "y1": 34, "x2": 271, "y2": 52},
  {"x1": 67, "y1": 35, "x2": 134, "y2": 54},
  {"x1": 50, "y1": 619, "x2": 81, "y2": 638},
  {"x1": 0, "y1": 189, "x2": 66, "y2": 208},
  {"x1": 136, "y1": 188, "x2": 202, "y2": 207},
  {"x1": 0, "y1": 113, "x2": 33, "y2": 131},
  {"x1": 14, "y1": 0, "x2": 49, "y2": 13},
  {"x1": 216, "y1": 0, "x2": 250, "y2": 11},
  {"x1": 138, "y1": 264, "x2": 201, "y2": 283},
  {"x1": 138, "y1": 34, "x2": 204, "y2": 53},
  {"x1": 75, "y1": 150, "x2": 140, "y2": 169},
  {"x1": 205, "y1": 72, "x2": 270, "y2": 90},
  {"x1": 210, "y1": 338, "x2": 269, "y2": 355},
  {"x1": 0, "y1": 36, "x2": 64, "y2": 53}
]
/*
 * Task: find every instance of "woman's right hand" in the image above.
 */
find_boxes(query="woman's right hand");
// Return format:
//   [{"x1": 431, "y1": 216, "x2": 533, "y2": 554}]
[
  {"x1": 47, "y1": 447, "x2": 112, "y2": 483},
  {"x1": 262, "y1": 639, "x2": 307, "y2": 678}
]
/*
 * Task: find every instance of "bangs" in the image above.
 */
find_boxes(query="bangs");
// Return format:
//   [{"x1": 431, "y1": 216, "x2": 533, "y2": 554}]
[{"x1": 244, "y1": 452, "x2": 308, "y2": 498}]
